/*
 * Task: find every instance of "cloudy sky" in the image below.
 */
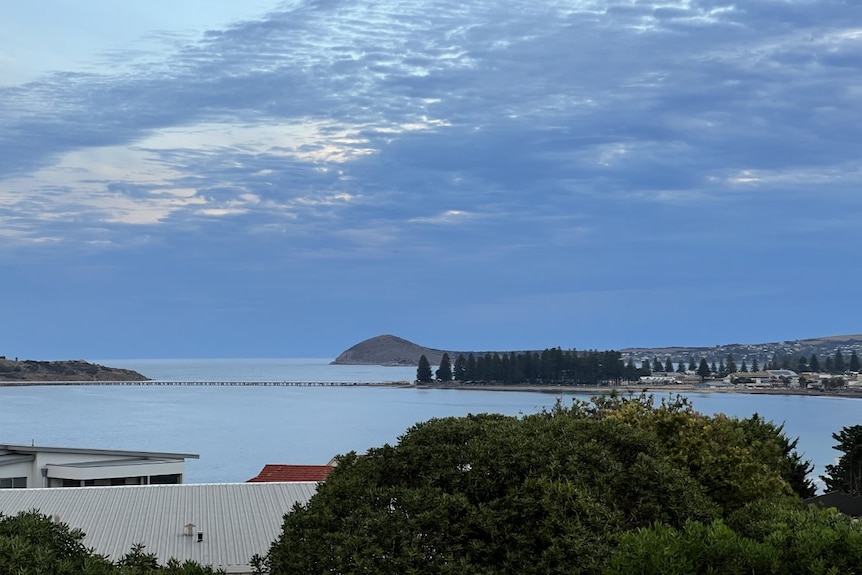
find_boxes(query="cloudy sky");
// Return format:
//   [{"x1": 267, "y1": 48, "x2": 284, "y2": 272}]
[{"x1": 1, "y1": 0, "x2": 860, "y2": 360}]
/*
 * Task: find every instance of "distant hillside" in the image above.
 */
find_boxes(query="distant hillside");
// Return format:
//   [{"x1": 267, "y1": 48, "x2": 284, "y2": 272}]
[
  {"x1": 0, "y1": 357, "x2": 148, "y2": 383},
  {"x1": 332, "y1": 333, "x2": 862, "y2": 367},
  {"x1": 619, "y1": 333, "x2": 862, "y2": 365}
]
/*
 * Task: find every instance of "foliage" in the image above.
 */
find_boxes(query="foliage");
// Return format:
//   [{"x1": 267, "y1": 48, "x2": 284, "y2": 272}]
[
  {"x1": 821, "y1": 424, "x2": 862, "y2": 495},
  {"x1": 565, "y1": 394, "x2": 814, "y2": 509},
  {"x1": 416, "y1": 355, "x2": 432, "y2": 383},
  {"x1": 262, "y1": 393, "x2": 814, "y2": 574},
  {"x1": 435, "y1": 353, "x2": 453, "y2": 381},
  {"x1": 452, "y1": 354, "x2": 467, "y2": 381},
  {"x1": 451, "y1": 348, "x2": 637, "y2": 386},
  {"x1": 696, "y1": 358, "x2": 710, "y2": 379},
  {"x1": 606, "y1": 499, "x2": 862, "y2": 574},
  {"x1": 0, "y1": 511, "x2": 222, "y2": 575}
]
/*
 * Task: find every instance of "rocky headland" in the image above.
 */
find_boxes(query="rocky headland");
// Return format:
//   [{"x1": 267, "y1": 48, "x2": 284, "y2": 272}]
[
  {"x1": 0, "y1": 357, "x2": 148, "y2": 384},
  {"x1": 331, "y1": 335, "x2": 456, "y2": 366}
]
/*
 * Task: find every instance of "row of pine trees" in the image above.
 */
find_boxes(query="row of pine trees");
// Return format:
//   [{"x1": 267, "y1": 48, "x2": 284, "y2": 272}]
[
  {"x1": 417, "y1": 349, "x2": 631, "y2": 385},
  {"x1": 416, "y1": 348, "x2": 862, "y2": 385}
]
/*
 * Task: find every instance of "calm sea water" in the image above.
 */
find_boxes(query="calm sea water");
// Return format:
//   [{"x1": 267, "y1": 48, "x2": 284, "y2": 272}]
[{"x1": 1, "y1": 358, "x2": 858, "y2": 489}]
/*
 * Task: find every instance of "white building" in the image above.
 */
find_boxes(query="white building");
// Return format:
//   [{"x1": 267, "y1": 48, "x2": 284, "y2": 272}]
[{"x1": 0, "y1": 443, "x2": 198, "y2": 489}]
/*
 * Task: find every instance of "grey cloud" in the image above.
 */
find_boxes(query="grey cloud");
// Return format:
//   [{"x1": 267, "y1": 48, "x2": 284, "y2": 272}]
[{"x1": 3, "y1": 0, "x2": 862, "y2": 254}]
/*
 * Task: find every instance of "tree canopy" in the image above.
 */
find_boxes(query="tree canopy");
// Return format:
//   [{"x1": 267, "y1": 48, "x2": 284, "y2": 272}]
[
  {"x1": 606, "y1": 501, "x2": 862, "y2": 575},
  {"x1": 435, "y1": 352, "x2": 453, "y2": 381},
  {"x1": 262, "y1": 394, "x2": 821, "y2": 574},
  {"x1": 416, "y1": 354, "x2": 432, "y2": 383},
  {"x1": 821, "y1": 424, "x2": 862, "y2": 495}
]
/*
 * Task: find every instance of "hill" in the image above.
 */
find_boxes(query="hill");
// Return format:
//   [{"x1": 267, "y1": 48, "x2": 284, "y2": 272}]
[
  {"x1": 332, "y1": 333, "x2": 862, "y2": 366},
  {"x1": 331, "y1": 335, "x2": 455, "y2": 366},
  {"x1": 0, "y1": 357, "x2": 148, "y2": 383},
  {"x1": 620, "y1": 333, "x2": 862, "y2": 365}
]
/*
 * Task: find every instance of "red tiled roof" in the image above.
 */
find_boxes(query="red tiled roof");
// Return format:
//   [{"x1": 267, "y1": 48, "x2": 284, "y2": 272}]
[{"x1": 247, "y1": 464, "x2": 334, "y2": 483}]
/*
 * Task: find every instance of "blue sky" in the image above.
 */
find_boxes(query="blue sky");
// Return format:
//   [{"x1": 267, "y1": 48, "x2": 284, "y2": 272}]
[{"x1": 1, "y1": 0, "x2": 860, "y2": 360}]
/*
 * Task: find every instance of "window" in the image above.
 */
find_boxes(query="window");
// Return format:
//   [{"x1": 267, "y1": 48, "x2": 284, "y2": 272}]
[
  {"x1": 149, "y1": 474, "x2": 181, "y2": 485},
  {"x1": 0, "y1": 477, "x2": 27, "y2": 489}
]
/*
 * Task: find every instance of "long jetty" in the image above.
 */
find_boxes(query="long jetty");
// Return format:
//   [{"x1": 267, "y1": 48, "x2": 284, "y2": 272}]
[{"x1": 0, "y1": 380, "x2": 411, "y2": 387}]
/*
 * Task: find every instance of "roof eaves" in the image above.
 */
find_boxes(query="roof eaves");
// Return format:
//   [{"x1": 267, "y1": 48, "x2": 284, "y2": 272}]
[
  {"x1": 0, "y1": 445, "x2": 199, "y2": 460},
  {"x1": 0, "y1": 454, "x2": 36, "y2": 467}
]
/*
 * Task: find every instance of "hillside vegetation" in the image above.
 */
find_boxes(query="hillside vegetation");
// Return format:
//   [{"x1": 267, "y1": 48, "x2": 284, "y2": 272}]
[{"x1": 0, "y1": 357, "x2": 148, "y2": 383}]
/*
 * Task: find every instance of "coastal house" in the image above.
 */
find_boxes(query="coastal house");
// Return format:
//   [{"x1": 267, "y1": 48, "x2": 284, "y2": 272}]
[
  {"x1": 0, "y1": 481, "x2": 318, "y2": 574},
  {"x1": 767, "y1": 369, "x2": 800, "y2": 387},
  {"x1": 0, "y1": 443, "x2": 198, "y2": 489},
  {"x1": 725, "y1": 370, "x2": 799, "y2": 387}
]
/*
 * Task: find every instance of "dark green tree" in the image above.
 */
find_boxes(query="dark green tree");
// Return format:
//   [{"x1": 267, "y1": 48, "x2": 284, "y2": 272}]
[
  {"x1": 652, "y1": 357, "x2": 663, "y2": 373},
  {"x1": 465, "y1": 353, "x2": 477, "y2": 381},
  {"x1": 664, "y1": 357, "x2": 674, "y2": 373},
  {"x1": 416, "y1": 355, "x2": 433, "y2": 383},
  {"x1": 264, "y1": 394, "x2": 814, "y2": 575},
  {"x1": 835, "y1": 349, "x2": 847, "y2": 373},
  {"x1": 740, "y1": 359, "x2": 748, "y2": 373},
  {"x1": 751, "y1": 357, "x2": 759, "y2": 372},
  {"x1": 852, "y1": 350, "x2": 861, "y2": 372},
  {"x1": 435, "y1": 353, "x2": 453, "y2": 381},
  {"x1": 809, "y1": 353, "x2": 820, "y2": 372},
  {"x1": 606, "y1": 500, "x2": 862, "y2": 575},
  {"x1": 822, "y1": 425, "x2": 862, "y2": 495},
  {"x1": 453, "y1": 354, "x2": 467, "y2": 381},
  {"x1": 624, "y1": 358, "x2": 638, "y2": 382},
  {"x1": 697, "y1": 358, "x2": 711, "y2": 380},
  {"x1": 725, "y1": 354, "x2": 737, "y2": 374}
]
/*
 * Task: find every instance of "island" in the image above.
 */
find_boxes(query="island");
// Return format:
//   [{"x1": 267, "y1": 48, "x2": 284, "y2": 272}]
[
  {"x1": 0, "y1": 357, "x2": 148, "y2": 384},
  {"x1": 331, "y1": 334, "x2": 459, "y2": 366}
]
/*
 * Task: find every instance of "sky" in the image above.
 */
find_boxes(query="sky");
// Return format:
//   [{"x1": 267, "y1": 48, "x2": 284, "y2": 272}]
[{"x1": 1, "y1": 0, "x2": 861, "y2": 360}]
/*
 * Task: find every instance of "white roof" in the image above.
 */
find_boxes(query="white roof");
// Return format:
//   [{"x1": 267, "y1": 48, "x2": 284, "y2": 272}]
[
  {"x1": 0, "y1": 482, "x2": 317, "y2": 574},
  {"x1": 0, "y1": 443, "x2": 199, "y2": 460}
]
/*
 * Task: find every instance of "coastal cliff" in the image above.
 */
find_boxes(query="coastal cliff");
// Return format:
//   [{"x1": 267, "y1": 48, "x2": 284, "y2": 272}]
[{"x1": 0, "y1": 357, "x2": 148, "y2": 383}]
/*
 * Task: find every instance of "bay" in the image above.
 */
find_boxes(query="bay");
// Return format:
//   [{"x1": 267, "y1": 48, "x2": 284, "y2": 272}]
[{"x1": 0, "y1": 358, "x2": 858, "y2": 489}]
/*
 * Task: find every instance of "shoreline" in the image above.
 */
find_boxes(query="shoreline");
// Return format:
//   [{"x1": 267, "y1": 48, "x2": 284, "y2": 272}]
[
  {"x1": 2, "y1": 379, "x2": 862, "y2": 400},
  {"x1": 411, "y1": 382, "x2": 862, "y2": 398}
]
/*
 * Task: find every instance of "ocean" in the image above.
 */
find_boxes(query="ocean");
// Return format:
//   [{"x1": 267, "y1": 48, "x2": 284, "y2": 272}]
[{"x1": 0, "y1": 358, "x2": 856, "y2": 487}]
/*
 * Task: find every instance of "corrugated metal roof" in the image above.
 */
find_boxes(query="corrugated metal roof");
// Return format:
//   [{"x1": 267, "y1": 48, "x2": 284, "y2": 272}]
[
  {"x1": 0, "y1": 482, "x2": 317, "y2": 574},
  {"x1": 247, "y1": 464, "x2": 334, "y2": 483}
]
